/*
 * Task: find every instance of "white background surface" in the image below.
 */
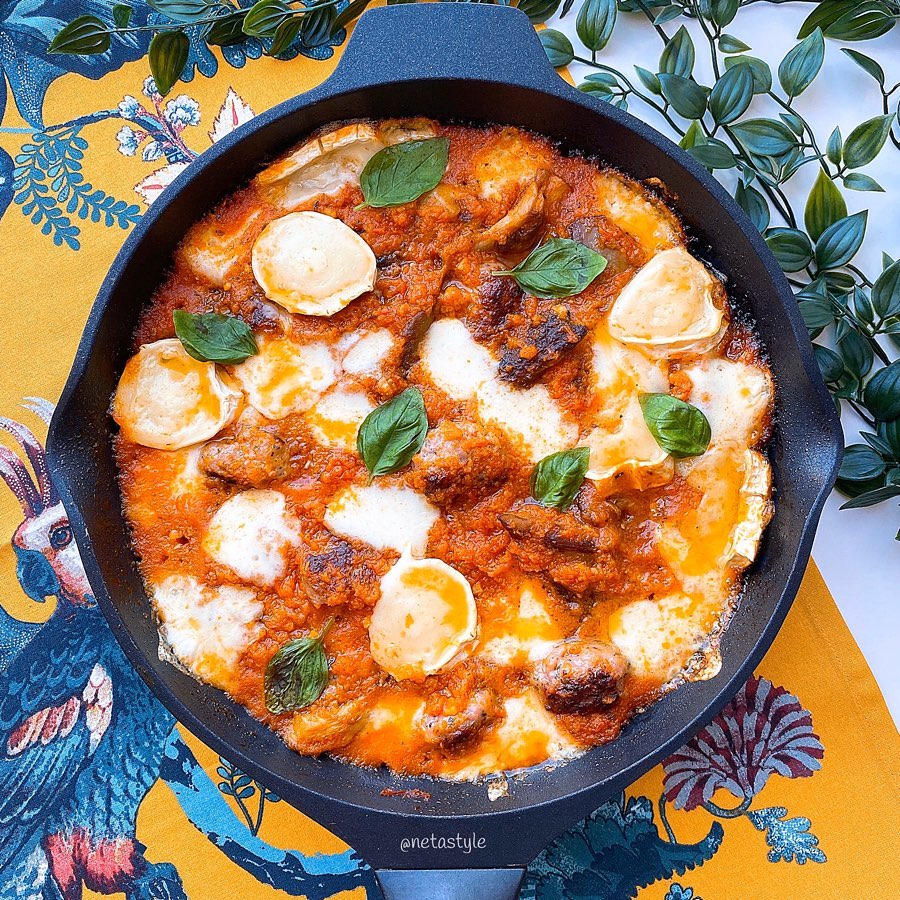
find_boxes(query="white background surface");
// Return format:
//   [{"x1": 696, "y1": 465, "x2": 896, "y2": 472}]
[{"x1": 549, "y1": 3, "x2": 899, "y2": 724}]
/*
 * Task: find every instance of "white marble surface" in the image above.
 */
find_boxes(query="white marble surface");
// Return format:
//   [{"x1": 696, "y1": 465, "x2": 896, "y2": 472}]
[{"x1": 549, "y1": 3, "x2": 899, "y2": 724}]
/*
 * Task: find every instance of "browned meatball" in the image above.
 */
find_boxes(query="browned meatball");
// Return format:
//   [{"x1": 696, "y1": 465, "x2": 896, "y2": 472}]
[
  {"x1": 199, "y1": 425, "x2": 289, "y2": 487},
  {"x1": 420, "y1": 688, "x2": 499, "y2": 749},
  {"x1": 300, "y1": 537, "x2": 379, "y2": 610},
  {"x1": 535, "y1": 640, "x2": 628, "y2": 714},
  {"x1": 467, "y1": 275, "x2": 523, "y2": 341},
  {"x1": 498, "y1": 306, "x2": 587, "y2": 387}
]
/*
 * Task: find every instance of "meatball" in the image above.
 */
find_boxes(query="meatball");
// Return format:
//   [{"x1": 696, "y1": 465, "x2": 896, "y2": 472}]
[
  {"x1": 498, "y1": 306, "x2": 587, "y2": 387},
  {"x1": 567, "y1": 215, "x2": 643, "y2": 276},
  {"x1": 535, "y1": 640, "x2": 628, "y2": 714},
  {"x1": 199, "y1": 425, "x2": 289, "y2": 487},
  {"x1": 287, "y1": 693, "x2": 370, "y2": 755},
  {"x1": 300, "y1": 537, "x2": 379, "y2": 609},
  {"x1": 420, "y1": 688, "x2": 499, "y2": 749},
  {"x1": 468, "y1": 275, "x2": 523, "y2": 341}
]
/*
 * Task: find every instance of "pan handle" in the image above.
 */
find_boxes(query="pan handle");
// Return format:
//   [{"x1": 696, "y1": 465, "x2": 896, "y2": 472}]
[
  {"x1": 376, "y1": 867, "x2": 525, "y2": 900},
  {"x1": 328, "y1": 3, "x2": 561, "y2": 92}
]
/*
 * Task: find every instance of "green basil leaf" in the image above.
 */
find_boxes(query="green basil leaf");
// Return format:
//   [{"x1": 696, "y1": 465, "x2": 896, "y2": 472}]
[
  {"x1": 113, "y1": 4, "x2": 133, "y2": 28},
  {"x1": 765, "y1": 227, "x2": 813, "y2": 272},
  {"x1": 634, "y1": 66, "x2": 662, "y2": 95},
  {"x1": 872, "y1": 260, "x2": 900, "y2": 320},
  {"x1": 838, "y1": 444, "x2": 886, "y2": 481},
  {"x1": 734, "y1": 181, "x2": 770, "y2": 233},
  {"x1": 540, "y1": 29, "x2": 575, "y2": 68},
  {"x1": 843, "y1": 173, "x2": 885, "y2": 193},
  {"x1": 516, "y1": 0, "x2": 563, "y2": 25},
  {"x1": 207, "y1": 11, "x2": 248, "y2": 46},
  {"x1": 718, "y1": 33, "x2": 750, "y2": 53},
  {"x1": 709, "y1": 62, "x2": 753, "y2": 125},
  {"x1": 359, "y1": 137, "x2": 449, "y2": 209},
  {"x1": 731, "y1": 118, "x2": 796, "y2": 157},
  {"x1": 864, "y1": 360, "x2": 900, "y2": 422},
  {"x1": 147, "y1": 0, "x2": 215, "y2": 24},
  {"x1": 576, "y1": 0, "x2": 617, "y2": 53},
  {"x1": 839, "y1": 483, "x2": 900, "y2": 509},
  {"x1": 243, "y1": 0, "x2": 292, "y2": 37},
  {"x1": 148, "y1": 30, "x2": 189, "y2": 97},
  {"x1": 813, "y1": 344, "x2": 844, "y2": 383},
  {"x1": 498, "y1": 237, "x2": 608, "y2": 299},
  {"x1": 264, "y1": 623, "x2": 332, "y2": 714},
  {"x1": 804, "y1": 169, "x2": 847, "y2": 242},
  {"x1": 268, "y1": 15, "x2": 303, "y2": 56},
  {"x1": 842, "y1": 114, "x2": 895, "y2": 169},
  {"x1": 531, "y1": 447, "x2": 590, "y2": 510},
  {"x1": 640, "y1": 394, "x2": 711, "y2": 458},
  {"x1": 687, "y1": 141, "x2": 737, "y2": 170},
  {"x1": 48, "y1": 16, "x2": 110, "y2": 55},
  {"x1": 658, "y1": 73, "x2": 708, "y2": 120},
  {"x1": 173, "y1": 310, "x2": 259, "y2": 364},
  {"x1": 841, "y1": 48, "x2": 885, "y2": 86},
  {"x1": 659, "y1": 25, "x2": 695, "y2": 78},
  {"x1": 814, "y1": 211, "x2": 867, "y2": 270},
  {"x1": 778, "y1": 28, "x2": 824, "y2": 98},
  {"x1": 724, "y1": 55, "x2": 772, "y2": 94},
  {"x1": 357, "y1": 387, "x2": 428, "y2": 479}
]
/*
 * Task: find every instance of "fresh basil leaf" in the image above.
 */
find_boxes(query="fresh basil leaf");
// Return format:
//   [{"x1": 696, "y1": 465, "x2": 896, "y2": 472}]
[
  {"x1": 268, "y1": 15, "x2": 303, "y2": 56},
  {"x1": 148, "y1": 31, "x2": 189, "y2": 97},
  {"x1": 709, "y1": 62, "x2": 753, "y2": 125},
  {"x1": 842, "y1": 114, "x2": 895, "y2": 169},
  {"x1": 516, "y1": 0, "x2": 563, "y2": 25},
  {"x1": 113, "y1": 4, "x2": 132, "y2": 28},
  {"x1": 243, "y1": 0, "x2": 292, "y2": 37},
  {"x1": 358, "y1": 137, "x2": 450, "y2": 209},
  {"x1": 841, "y1": 48, "x2": 885, "y2": 86},
  {"x1": 147, "y1": 0, "x2": 215, "y2": 24},
  {"x1": 659, "y1": 25, "x2": 695, "y2": 78},
  {"x1": 576, "y1": 0, "x2": 617, "y2": 53},
  {"x1": 804, "y1": 169, "x2": 847, "y2": 242},
  {"x1": 357, "y1": 387, "x2": 428, "y2": 479},
  {"x1": 634, "y1": 66, "x2": 662, "y2": 95},
  {"x1": 813, "y1": 344, "x2": 845, "y2": 383},
  {"x1": 48, "y1": 16, "x2": 110, "y2": 55},
  {"x1": 731, "y1": 118, "x2": 796, "y2": 157},
  {"x1": 718, "y1": 33, "x2": 750, "y2": 53},
  {"x1": 843, "y1": 173, "x2": 885, "y2": 193},
  {"x1": 658, "y1": 73, "x2": 708, "y2": 120},
  {"x1": 839, "y1": 484, "x2": 900, "y2": 510},
  {"x1": 687, "y1": 141, "x2": 737, "y2": 170},
  {"x1": 540, "y1": 29, "x2": 574, "y2": 68},
  {"x1": 639, "y1": 394, "x2": 711, "y2": 458},
  {"x1": 264, "y1": 622, "x2": 332, "y2": 714},
  {"x1": 173, "y1": 310, "x2": 259, "y2": 364},
  {"x1": 724, "y1": 55, "x2": 772, "y2": 94},
  {"x1": 765, "y1": 227, "x2": 813, "y2": 272},
  {"x1": 815, "y1": 211, "x2": 867, "y2": 270},
  {"x1": 872, "y1": 260, "x2": 900, "y2": 320},
  {"x1": 734, "y1": 181, "x2": 770, "y2": 233},
  {"x1": 531, "y1": 447, "x2": 590, "y2": 511},
  {"x1": 498, "y1": 238, "x2": 608, "y2": 299},
  {"x1": 207, "y1": 11, "x2": 248, "y2": 46},
  {"x1": 864, "y1": 360, "x2": 900, "y2": 422},
  {"x1": 778, "y1": 28, "x2": 824, "y2": 98}
]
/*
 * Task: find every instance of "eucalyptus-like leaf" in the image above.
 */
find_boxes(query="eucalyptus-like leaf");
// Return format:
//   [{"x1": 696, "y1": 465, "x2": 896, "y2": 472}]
[
  {"x1": 826, "y1": 127, "x2": 843, "y2": 165},
  {"x1": 843, "y1": 172, "x2": 884, "y2": 193},
  {"x1": 497, "y1": 238, "x2": 607, "y2": 299},
  {"x1": 821, "y1": 4, "x2": 896, "y2": 42},
  {"x1": 735, "y1": 181, "x2": 770, "y2": 233},
  {"x1": 174, "y1": 310, "x2": 258, "y2": 364},
  {"x1": 797, "y1": 0, "x2": 855, "y2": 38},
  {"x1": 842, "y1": 114, "x2": 895, "y2": 169},
  {"x1": 724, "y1": 54, "x2": 772, "y2": 94},
  {"x1": 113, "y1": 4, "x2": 132, "y2": 27},
  {"x1": 659, "y1": 25, "x2": 695, "y2": 78},
  {"x1": 640, "y1": 394, "x2": 711, "y2": 458},
  {"x1": 531, "y1": 447, "x2": 590, "y2": 510},
  {"x1": 658, "y1": 73, "x2": 708, "y2": 120},
  {"x1": 243, "y1": 0, "x2": 292, "y2": 37},
  {"x1": 48, "y1": 16, "x2": 110, "y2": 55},
  {"x1": 678, "y1": 120, "x2": 706, "y2": 151},
  {"x1": 540, "y1": 29, "x2": 574, "y2": 68},
  {"x1": 709, "y1": 62, "x2": 753, "y2": 125},
  {"x1": 880, "y1": 419, "x2": 900, "y2": 457},
  {"x1": 839, "y1": 484, "x2": 900, "y2": 510},
  {"x1": 149, "y1": 31, "x2": 189, "y2": 97},
  {"x1": 634, "y1": 66, "x2": 661, "y2": 95},
  {"x1": 516, "y1": 0, "x2": 563, "y2": 25},
  {"x1": 358, "y1": 137, "x2": 450, "y2": 208},
  {"x1": 851, "y1": 285, "x2": 876, "y2": 327},
  {"x1": 147, "y1": 0, "x2": 215, "y2": 24},
  {"x1": 839, "y1": 444, "x2": 886, "y2": 481},
  {"x1": 702, "y1": 0, "x2": 739, "y2": 27},
  {"x1": 264, "y1": 622, "x2": 333, "y2": 714},
  {"x1": 357, "y1": 387, "x2": 428, "y2": 479},
  {"x1": 814, "y1": 344, "x2": 845, "y2": 383},
  {"x1": 861, "y1": 430, "x2": 895, "y2": 457},
  {"x1": 780, "y1": 112, "x2": 804, "y2": 138},
  {"x1": 778, "y1": 28, "x2": 824, "y2": 98},
  {"x1": 815, "y1": 211, "x2": 867, "y2": 270},
  {"x1": 654, "y1": 6, "x2": 683, "y2": 26},
  {"x1": 718, "y1": 33, "x2": 750, "y2": 53},
  {"x1": 207, "y1": 11, "x2": 248, "y2": 46},
  {"x1": 687, "y1": 141, "x2": 737, "y2": 170},
  {"x1": 872, "y1": 260, "x2": 900, "y2": 320},
  {"x1": 838, "y1": 329, "x2": 874, "y2": 379},
  {"x1": 731, "y1": 118, "x2": 796, "y2": 157},
  {"x1": 864, "y1": 360, "x2": 900, "y2": 422},
  {"x1": 804, "y1": 169, "x2": 847, "y2": 242},
  {"x1": 765, "y1": 227, "x2": 813, "y2": 273},
  {"x1": 576, "y1": 0, "x2": 617, "y2": 53},
  {"x1": 300, "y1": 4, "x2": 336, "y2": 48},
  {"x1": 841, "y1": 48, "x2": 885, "y2": 86},
  {"x1": 799, "y1": 297, "x2": 834, "y2": 331}
]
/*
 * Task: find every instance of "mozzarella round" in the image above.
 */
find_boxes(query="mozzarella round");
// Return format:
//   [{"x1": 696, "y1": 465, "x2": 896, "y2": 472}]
[
  {"x1": 112, "y1": 338, "x2": 241, "y2": 451},
  {"x1": 305, "y1": 389, "x2": 374, "y2": 449},
  {"x1": 608, "y1": 247, "x2": 725, "y2": 355},
  {"x1": 370, "y1": 551, "x2": 477, "y2": 681},
  {"x1": 252, "y1": 211, "x2": 376, "y2": 316},
  {"x1": 204, "y1": 489, "x2": 301, "y2": 586}
]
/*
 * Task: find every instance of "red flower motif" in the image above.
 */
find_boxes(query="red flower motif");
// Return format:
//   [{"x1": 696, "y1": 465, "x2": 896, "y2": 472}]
[{"x1": 662, "y1": 676, "x2": 824, "y2": 811}]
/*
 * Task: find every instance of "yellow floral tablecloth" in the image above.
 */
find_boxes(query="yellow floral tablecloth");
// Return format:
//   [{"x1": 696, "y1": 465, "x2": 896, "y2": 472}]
[{"x1": 0, "y1": 12, "x2": 897, "y2": 900}]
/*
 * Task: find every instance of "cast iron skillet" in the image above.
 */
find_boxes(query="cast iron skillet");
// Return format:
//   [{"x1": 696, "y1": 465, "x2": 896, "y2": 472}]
[{"x1": 47, "y1": 5, "x2": 842, "y2": 898}]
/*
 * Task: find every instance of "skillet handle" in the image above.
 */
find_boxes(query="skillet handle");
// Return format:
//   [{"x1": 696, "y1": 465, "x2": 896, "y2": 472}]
[
  {"x1": 330, "y1": 4, "x2": 560, "y2": 91},
  {"x1": 376, "y1": 868, "x2": 525, "y2": 900}
]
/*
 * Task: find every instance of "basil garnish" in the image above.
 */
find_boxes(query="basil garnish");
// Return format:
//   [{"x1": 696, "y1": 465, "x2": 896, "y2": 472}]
[
  {"x1": 531, "y1": 447, "x2": 590, "y2": 511},
  {"x1": 173, "y1": 310, "x2": 258, "y2": 364},
  {"x1": 497, "y1": 238, "x2": 608, "y2": 299},
  {"x1": 358, "y1": 137, "x2": 450, "y2": 209},
  {"x1": 357, "y1": 387, "x2": 428, "y2": 480},
  {"x1": 264, "y1": 619, "x2": 333, "y2": 715},
  {"x1": 640, "y1": 393, "x2": 712, "y2": 458}
]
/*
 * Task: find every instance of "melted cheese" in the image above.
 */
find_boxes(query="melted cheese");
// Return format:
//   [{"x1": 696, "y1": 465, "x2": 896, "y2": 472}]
[
  {"x1": 305, "y1": 389, "x2": 374, "y2": 449},
  {"x1": 181, "y1": 207, "x2": 262, "y2": 287},
  {"x1": 152, "y1": 574, "x2": 262, "y2": 690},
  {"x1": 204, "y1": 489, "x2": 301, "y2": 586},
  {"x1": 230, "y1": 334, "x2": 338, "y2": 420},
  {"x1": 112, "y1": 339, "x2": 241, "y2": 451},
  {"x1": 324, "y1": 483, "x2": 439, "y2": 555},
  {"x1": 469, "y1": 128, "x2": 554, "y2": 199},
  {"x1": 370, "y1": 551, "x2": 478, "y2": 681},
  {"x1": 251, "y1": 211, "x2": 377, "y2": 316},
  {"x1": 478, "y1": 580, "x2": 561, "y2": 665},
  {"x1": 339, "y1": 328, "x2": 394, "y2": 376},
  {"x1": 420, "y1": 318, "x2": 578, "y2": 462}
]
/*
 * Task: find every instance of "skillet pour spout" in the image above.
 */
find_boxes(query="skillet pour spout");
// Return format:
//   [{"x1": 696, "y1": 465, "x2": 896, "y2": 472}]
[{"x1": 46, "y1": 4, "x2": 842, "y2": 898}]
